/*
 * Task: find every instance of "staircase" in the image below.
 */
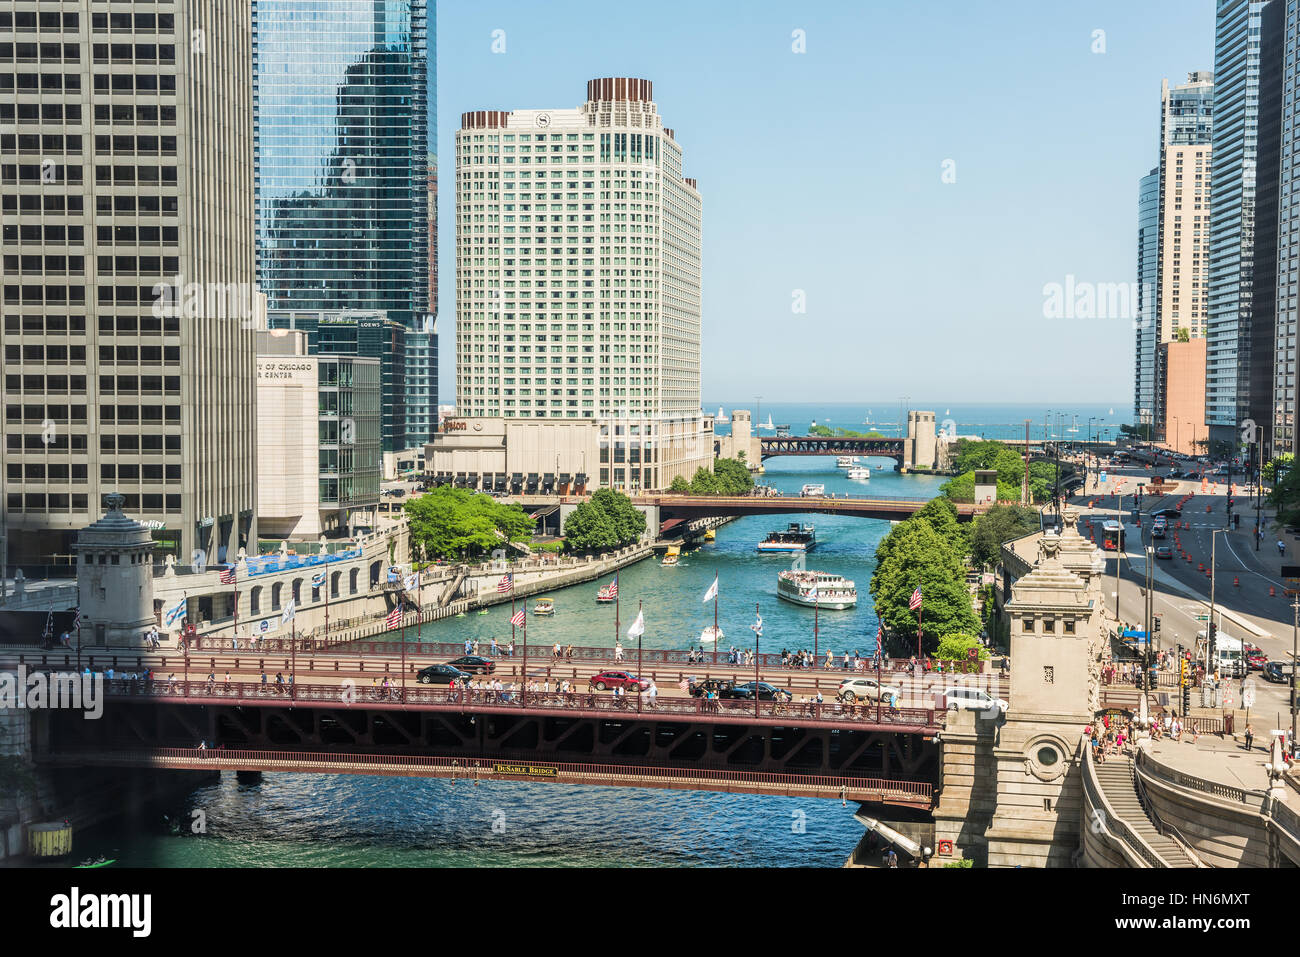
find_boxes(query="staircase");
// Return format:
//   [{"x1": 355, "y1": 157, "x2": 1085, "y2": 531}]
[
  {"x1": 1093, "y1": 757, "x2": 1197, "y2": 867},
  {"x1": 438, "y1": 565, "x2": 468, "y2": 607}
]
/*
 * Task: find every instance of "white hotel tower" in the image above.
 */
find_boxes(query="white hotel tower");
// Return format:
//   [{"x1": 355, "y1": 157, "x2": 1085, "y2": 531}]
[{"x1": 429, "y1": 78, "x2": 712, "y2": 495}]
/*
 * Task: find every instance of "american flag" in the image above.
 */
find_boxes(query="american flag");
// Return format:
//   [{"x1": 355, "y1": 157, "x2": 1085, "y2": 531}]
[
  {"x1": 219, "y1": 564, "x2": 236, "y2": 585},
  {"x1": 510, "y1": 609, "x2": 526, "y2": 628},
  {"x1": 908, "y1": 587, "x2": 923, "y2": 611},
  {"x1": 497, "y1": 572, "x2": 514, "y2": 593},
  {"x1": 386, "y1": 605, "x2": 402, "y2": 629},
  {"x1": 607, "y1": 576, "x2": 619, "y2": 598}
]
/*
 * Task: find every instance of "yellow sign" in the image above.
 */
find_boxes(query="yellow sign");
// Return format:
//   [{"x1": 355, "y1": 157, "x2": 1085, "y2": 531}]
[{"x1": 493, "y1": 763, "x2": 558, "y2": 778}]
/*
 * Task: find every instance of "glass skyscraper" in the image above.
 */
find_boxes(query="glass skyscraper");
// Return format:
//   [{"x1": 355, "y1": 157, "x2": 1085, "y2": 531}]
[
  {"x1": 1135, "y1": 168, "x2": 1160, "y2": 429},
  {"x1": 1207, "y1": 0, "x2": 1267, "y2": 448},
  {"x1": 252, "y1": 0, "x2": 435, "y2": 452}
]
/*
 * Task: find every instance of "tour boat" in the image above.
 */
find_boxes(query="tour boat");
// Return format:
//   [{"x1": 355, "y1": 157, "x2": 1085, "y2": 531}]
[
  {"x1": 776, "y1": 570, "x2": 858, "y2": 609},
  {"x1": 698, "y1": 625, "x2": 724, "y2": 644},
  {"x1": 757, "y1": 523, "x2": 816, "y2": 553},
  {"x1": 847, "y1": 467, "x2": 871, "y2": 480},
  {"x1": 662, "y1": 545, "x2": 682, "y2": 567},
  {"x1": 836, "y1": 456, "x2": 859, "y2": 468},
  {"x1": 596, "y1": 581, "x2": 618, "y2": 603},
  {"x1": 800, "y1": 483, "x2": 825, "y2": 497},
  {"x1": 532, "y1": 597, "x2": 555, "y2": 616}
]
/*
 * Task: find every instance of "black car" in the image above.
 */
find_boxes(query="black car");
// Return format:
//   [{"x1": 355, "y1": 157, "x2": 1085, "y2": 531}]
[
  {"x1": 687, "y1": 676, "x2": 732, "y2": 698},
  {"x1": 1263, "y1": 661, "x2": 1295, "y2": 684},
  {"x1": 719, "y1": 681, "x2": 789, "y2": 701},
  {"x1": 416, "y1": 663, "x2": 471, "y2": 685},
  {"x1": 1152, "y1": 507, "x2": 1182, "y2": 518},
  {"x1": 447, "y1": 655, "x2": 496, "y2": 675}
]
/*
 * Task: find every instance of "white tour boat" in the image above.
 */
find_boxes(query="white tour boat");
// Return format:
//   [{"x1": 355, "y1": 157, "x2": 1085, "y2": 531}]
[
  {"x1": 846, "y1": 467, "x2": 871, "y2": 480},
  {"x1": 756, "y1": 522, "x2": 816, "y2": 553},
  {"x1": 776, "y1": 570, "x2": 858, "y2": 609},
  {"x1": 800, "y1": 483, "x2": 825, "y2": 497},
  {"x1": 698, "y1": 625, "x2": 724, "y2": 644}
]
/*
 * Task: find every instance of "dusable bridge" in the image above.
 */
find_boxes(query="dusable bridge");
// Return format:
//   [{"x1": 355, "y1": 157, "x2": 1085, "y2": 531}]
[{"x1": 759, "y1": 435, "x2": 906, "y2": 464}]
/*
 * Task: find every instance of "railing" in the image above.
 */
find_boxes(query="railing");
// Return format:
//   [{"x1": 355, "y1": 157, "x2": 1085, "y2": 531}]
[
  {"x1": 47, "y1": 747, "x2": 934, "y2": 804},
  {"x1": 1135, "y1": 747, "x2": 1265, "y2": 807},
  {"x1": 88, "y1": 676, "x2": 940, "y2": 729},
  {"x1": 1130, "y1": 749, "x2": 1204, "y2": 867}
]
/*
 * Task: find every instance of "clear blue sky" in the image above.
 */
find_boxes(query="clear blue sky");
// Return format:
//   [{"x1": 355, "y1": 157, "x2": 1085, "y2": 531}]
[{"x1": 435, "y1": 0, "x2": 1215, "y2": 407}]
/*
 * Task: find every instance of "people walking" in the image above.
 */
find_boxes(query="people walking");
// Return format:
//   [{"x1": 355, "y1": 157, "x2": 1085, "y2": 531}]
[{"x1": 1244, "y1": 722, "x2": 1254, "y2": 752}]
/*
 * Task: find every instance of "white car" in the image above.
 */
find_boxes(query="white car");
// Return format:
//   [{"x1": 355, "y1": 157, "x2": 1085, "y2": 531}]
[
  {"x1": 941, "y1": 687, "x2": 1007, "y2": 716},
  {"x1": 837, "y1": 676, "x2": 902, "y2": 705}
]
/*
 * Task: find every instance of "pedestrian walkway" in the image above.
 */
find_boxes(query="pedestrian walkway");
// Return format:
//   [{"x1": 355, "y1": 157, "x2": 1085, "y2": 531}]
[
  {"x1": 1092, "y1": 756, "x2": 1197, "y2": 867},
  {"x1": 1145, "y1": 731, "x2": 1271, "y2": 794}
]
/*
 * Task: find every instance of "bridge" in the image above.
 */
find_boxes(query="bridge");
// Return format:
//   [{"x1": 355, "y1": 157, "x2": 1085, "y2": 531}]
[
  {"x1": 512, "y1": 493, "x2": 987, "y2": 525},
  {"x1": 759, "y1": 435, "x2": 905, "y2": 464}
]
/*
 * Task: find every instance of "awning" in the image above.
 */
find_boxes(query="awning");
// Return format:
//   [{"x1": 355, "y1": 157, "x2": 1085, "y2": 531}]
[
  {"x1": 575, "y1": 472, "x2": 587, "y2": 483},
  {"x1": 854, "y1": 811, "x2": 930, "y2": 861},
  {"x1": 559, "y1": 473, "x2": 571, "y2": 482},
  {"x1": 544, "y1": 473, "x2": 556, "y2": 482}
]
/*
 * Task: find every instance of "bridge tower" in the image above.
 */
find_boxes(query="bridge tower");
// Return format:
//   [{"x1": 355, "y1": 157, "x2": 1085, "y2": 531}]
[
  {"x1": 984, "y1": 534, "x2": 1099, "y2": 867},
  {"x1": 75, "y1": 492, "x2": 156, "y2": 647},
  {"x1": 902, "y1": 411, "x2": 936, "y2": 471}
]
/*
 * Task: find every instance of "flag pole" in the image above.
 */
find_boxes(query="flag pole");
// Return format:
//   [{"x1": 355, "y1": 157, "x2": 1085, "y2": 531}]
[
  {"x1": 754, "y1": 601, "x2": 760, "y2": 719},
  {"x1": 323, "y1": 572, "x2": 329, "y2": 647},
  {"x1": 615, "y1": 575, "x2": 620, "y2": 650},
  {"x1": 814, "y1": 587, "x2": 819, "y2": 662},
  {"x1": 400, "y1": 597, "x2": 406, "y2": 704},
  {"x1": 522, "y1": 610, "x2": 528, "y2": 706},
  {"x1": 417, "y1": 564, "x2": 423, "y2": 644},
  {"x1": 638, "y1": 598, "x2": 643, "y2": 713},
  {"x1": 291, "y1": 612, "x2": 297, "y2": 700},
  {"x1": 916, "y1": 602, "x2": 924, "y2": 661}
]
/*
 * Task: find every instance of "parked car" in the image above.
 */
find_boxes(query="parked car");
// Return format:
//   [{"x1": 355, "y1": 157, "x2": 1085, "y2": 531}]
[
  {"x1": 416, "y1": 664, "x2": 471, "y2": 685},
  {"x1": 446, "y1": 655, "x2": 496, "y2": 675},
  {"x1": 941, "y1": 686, "x2": 1007, "y2": 716},
  {"x1": 837, "y1": 676, "x2": 902, "y2": 705},
  {"x1": 588, "y1": 670, "x2": 649, "y2": 692},
  {"x1": 719, "y1": 681, "x2": 789, "y2": 701},
  {"x1": 1154, "y1": 545, "x2": 1174, "y2": 559}
]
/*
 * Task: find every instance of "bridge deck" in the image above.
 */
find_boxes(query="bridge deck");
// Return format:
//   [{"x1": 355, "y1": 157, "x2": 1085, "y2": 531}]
[{"x1": 44, "y1": 747, "x2": 935, "y2": 808}]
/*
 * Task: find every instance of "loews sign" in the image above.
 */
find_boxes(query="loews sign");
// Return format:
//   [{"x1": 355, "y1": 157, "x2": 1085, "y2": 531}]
[{"x1": 443, "y1": 419, "x2": 468, "y2": 432}]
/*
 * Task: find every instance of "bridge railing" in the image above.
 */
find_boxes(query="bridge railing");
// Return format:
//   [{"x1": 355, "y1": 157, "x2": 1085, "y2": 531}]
[
  {"x1": 50, "y1": 746, "x2": 933, "y2": 804},
  {"x1": 94, "y1": 676, "x2": 939, "y2": 728}
]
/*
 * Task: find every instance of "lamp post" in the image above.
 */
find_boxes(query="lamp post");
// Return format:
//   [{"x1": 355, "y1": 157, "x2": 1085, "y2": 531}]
[
  {"x1": 1208, "y1": 527, "x2": 1228, "y2": 676},
  {"x1": 1291, "y1": 595, "x2": 1298, "y2": 751},
  {"x1": 1114, "y1": 494, "x2": 1124, "y2": 620}
]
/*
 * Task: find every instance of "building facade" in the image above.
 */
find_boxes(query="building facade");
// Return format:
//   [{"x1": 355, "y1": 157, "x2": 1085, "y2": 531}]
[
  {"x1": 255, "y1": 329, "x2": 380, "y2": 541},
  {"x1": 1158, "y1": 338, "x2": 1209, "y2": 455},
  {"x1": 1207, "y1": 1, "x2": 1268, "y2": 448},
  {"x1": 1269, "y1": 0, "x2": 1300, "y2": 455},
  {"x1": 1, "y1": 0, "x2": 257, "y2": 569},
  {"x1": 1135, "y1": 168, "x2": 1161, "y2": 431},
  {"x1": 435, "y1": 77, "x2": 711, "y2": 493},
  {"x1": 251, "y1": 0, "x2": 435, "y2": 452}
]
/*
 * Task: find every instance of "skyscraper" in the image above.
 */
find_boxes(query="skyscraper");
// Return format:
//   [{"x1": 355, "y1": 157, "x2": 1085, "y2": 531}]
[
  {"x1": 0, "y1": 1, "x2": 257, "y2": 568},
  {"x1": 431, "y1": 78, "x2": 711, "y2": 494},
  {"x1": 1135, "y1": 168, "x2": 1160, "y2": 431},
  {"x1": 252, "y1": 0, "x2": 434, "y2": 452},
  {"x1": 1133, "y1": 73, "x2": 1214, "y2": 451},
  {"x1": 1207, "y1": 0, "x2": 1267, "y2": 450},
  {"x1": 1267, "y1": 0, "x2": 1300, "y2": 455}
]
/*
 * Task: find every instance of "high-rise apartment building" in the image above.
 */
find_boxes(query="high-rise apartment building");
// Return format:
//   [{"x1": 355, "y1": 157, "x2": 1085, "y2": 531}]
[
  {"x1": 1135, "y1": 168, "x2": 1160, "y2": 430},
  {"x1": 1207, "y1": 1, "x2": 1268, "y2": 448},
  {"x1": 1134, "y1": 73, "x2": 1214, "y2": 447},
  {"x1": 1268, "y1": 0, "x2": 1300, "y2": 455},
  {"x1": 431, "y1": 78, "x2": 711, "y2": 494},
  {"x1": 1, "y1": 1, "x2": 257, "y2": 568},
  {"x1": 252, "y1": 0, "x2": 435, "y2": 452}
]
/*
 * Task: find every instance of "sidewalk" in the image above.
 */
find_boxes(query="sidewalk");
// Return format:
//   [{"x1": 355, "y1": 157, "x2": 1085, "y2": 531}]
[{"x1": 1145, "y1": 731, "x2": 1271, "y2": 793}]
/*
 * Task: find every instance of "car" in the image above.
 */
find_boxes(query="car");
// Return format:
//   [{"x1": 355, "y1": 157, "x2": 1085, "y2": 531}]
[
  {"x1": 837, "y1": 676, "x2": 903, "y2": 704},
  {"x1": 446, "y1": 655, "x2": 496, "y2": 675},
  {"x1": 588, "y1": 670, "x2": 649, "y2": 692},
  {"x1": 941, "y1": 686, "x2": 1007, "y2": 716},
  {"x1": 1152, "y1": 507, "x2": 1182, "y2": 518},
  {"x1": 1264, "y1": 661, "x2": 1295, "y2": 683},
  {"x1": 1151, "y1": 525, "x2": 1166, "y2": 539},
  {"x1": 416, "y1": 663, "x2": 471, "y2": 685},
  {"x1": 1154, "y1": 545, "x2": 1174, "y2": 559},
  {"x1": 687, "y1": 676, "x2": 733, "y2": 698},
  {"x1": 719, "y1": 681, "x2": 789, "y2": 701},
  {"x1": 1246, "y1": 652, "x2": 1269, "y2": 671}
]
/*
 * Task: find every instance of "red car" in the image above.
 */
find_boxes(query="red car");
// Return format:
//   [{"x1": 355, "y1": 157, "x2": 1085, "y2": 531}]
[
  {"x1": 588, "y1": 670, "x2": 649, "y2": 692},
  {"x1": 1244, "y1": 643, "x2": 1268, "y2": 671}
]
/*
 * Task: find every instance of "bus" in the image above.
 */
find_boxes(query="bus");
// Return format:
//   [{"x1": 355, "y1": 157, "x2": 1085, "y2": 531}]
[{"x1": 1101, "y1": 520, "x2": 1125, "y2": 551}]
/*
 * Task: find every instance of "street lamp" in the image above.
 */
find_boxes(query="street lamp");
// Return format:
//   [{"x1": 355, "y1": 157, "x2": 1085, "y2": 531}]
[{"x1": 1207, "y1": 527, "x2": 1230, "y2": 676}]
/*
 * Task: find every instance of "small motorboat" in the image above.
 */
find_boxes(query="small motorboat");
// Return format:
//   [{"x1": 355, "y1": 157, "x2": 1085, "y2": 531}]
[
  {"x1": 533, "y1": 598, "x2": 555, "y2": 616},
  {"x1": 704, "y1": 528, "x2": 716, "y2": 542},
  {"x1": 662, "y1": 545, "x2": 682, "y2": 567},
  {"x1": 596, "y1": 581, "x2": 618, "y2": 603},
  {"x1": 698, "y1": 625, "x2": 724, "y2": 644}
]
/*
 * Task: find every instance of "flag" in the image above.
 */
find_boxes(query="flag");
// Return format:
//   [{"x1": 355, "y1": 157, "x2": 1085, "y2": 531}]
[
  {"x1": 908, "y1": 587, "x2": 923, "y2": 611},
  {"x1": 403, "y1": 573, "x2": 418, "y2": 592},
  {"x1": 164, "y1": 596, "x2": 187, "y2": 629},
  {"x1": 387, "y1": 566, "x2": 400, "y2": 584},
  {"x1": 702, "y1": 575, "x2": 718, "y2": 604},
  {"x1": 72, "y1": 606, "x2": 81, "y2": 628},
  {"x1": 807, "y1": 586, "x2": 818, "y2": 602},
  {"x1": 751, "y1": 613, "x2": 763, "y2": 637},
  {"x1": 510, "y1": 608, "x2": 526, "y2": 627},
  {"x1": 497, "y1": 573, "x2": 514, "y2": 593},
  {"x1": 627, "y1": 609, "x2": 645, "y2": 639},
  {"x1": 281, "y1": 599, "x2": 296, "y2": 625},
  {"x1": 219, "y1": 564, "x2": 236, "y2": 585},
  {"x1": 311, "y1": 571, "x2": 326, "y2": 588},
  {"x1": 605, "y1": 575, "x2": 619, "y2": 598},
  {"x1": 386, "y1": 605, "x2": 402, "y2": 629}
]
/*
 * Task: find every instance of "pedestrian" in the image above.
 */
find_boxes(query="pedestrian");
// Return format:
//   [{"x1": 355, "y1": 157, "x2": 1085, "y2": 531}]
[
  {"x1": 1244, "y1": 722, "x2": 1254, "y2": 751},
  {"x1": 490, "y1": 637, "x2": 498, "y2": 657},
  {"x1": 886, "y1": 847, "x2": 898, "y2": 869}
]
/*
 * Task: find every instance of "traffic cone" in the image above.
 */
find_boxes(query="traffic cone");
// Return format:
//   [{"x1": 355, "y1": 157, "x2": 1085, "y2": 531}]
[
  {"x1": 1234, "y1": 577, "x2": 1240, "y2": 587},
  {"x1": 1270, "y1": 586, "x2": 1276, "y2": 597}
]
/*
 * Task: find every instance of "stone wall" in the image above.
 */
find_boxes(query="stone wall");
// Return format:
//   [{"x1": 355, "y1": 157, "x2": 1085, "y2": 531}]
[{"x1": 931, "y1": 708, "x2": 998, "y2": 866}]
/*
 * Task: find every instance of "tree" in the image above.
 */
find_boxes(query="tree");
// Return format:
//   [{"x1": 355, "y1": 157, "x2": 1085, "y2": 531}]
[
  {"x1": 713, "y1": 457, "x2": 754, "y2": 494},
  {"x1": 870, "y1": 518, "x2": 980, "y2": 657},
  {"x1": 970, "y1": 504, "x2": 1040, "y2": 567},
  {"x1": 669, "y1": 475, "x2": 691, "y2": 493},
  {"x1": 1264, "y1": 453, "x2": 1294, "y2": 485},
  {"x1": 565, "y1": 488, "x2": 646, "y2": 551},
  {"x1": 404, "y1": 487, "x2": 535, "y2": 560},
  {"x1": 941, "y1": 471, "x2": 1021, "y2": 504},
  {"x1": 934, "y1": 632, "x2": 988, "y2": 662},
  {"x1": 912, "y1": 497, "x2": 970, "y2": 558}
]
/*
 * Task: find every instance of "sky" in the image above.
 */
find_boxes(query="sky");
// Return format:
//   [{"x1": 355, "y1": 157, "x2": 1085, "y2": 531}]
[{"x1": 434, "y1": 0, "x2": 1217, "y2": 408}]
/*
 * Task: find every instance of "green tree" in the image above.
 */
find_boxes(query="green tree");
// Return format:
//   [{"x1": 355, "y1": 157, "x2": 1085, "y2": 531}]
[
  {"x1": 912, "y1": 497, "x2": 970, "y2": 558},
  {"x1": 669, "y1": 474, "x2": 691, "y2": 493},
  {"x1": 688, "y1": 466, "x2": 722, "y2": 494},
  {"x1": 404, "y1": 487, "x2": 535, "y2": 560},
  {"x1": 870, "y1": 519, "x2": 980, "y2": 657},
  {"x1": 1264, "y1": 453, "x2": 1294, "y2": 485},
  {"x1": 969, "y1": 503, "x2": 1040, "y2": 567},
  {"x1": 934, "y1": 632, "x2": 988, "y2": 661},
  {"x1": 565, "y1": 488, "x2": 646, "y2": 551},
  {"x1": 713, "y1": 457, "x2": 754, "y2": 494}
]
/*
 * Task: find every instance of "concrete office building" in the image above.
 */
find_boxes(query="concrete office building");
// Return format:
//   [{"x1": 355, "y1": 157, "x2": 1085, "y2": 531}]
[
  {"x1": 252, "y1": 0, "x2": 435, "y2": 452},
  {"x1": 255, "y1": 329, "x2": 381, "y2": 541},
  {"x1": 430, "y1": 78, "x2": 711, "y2": 493},
  {"x1": 1157, "y1": 338, "x2": 1208, "y2": 455},
  {"x1": 1207, "y1": 1, "x2": 1269, "y2": 448},
  {"x1": 0, "y1": 0, "x2": 257, "y2": 569},
  {"x1": 1133, "y1": 73, "x2": 1214, "y2": 446}
]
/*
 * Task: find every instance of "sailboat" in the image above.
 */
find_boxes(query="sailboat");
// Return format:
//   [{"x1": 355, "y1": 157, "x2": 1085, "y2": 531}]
[
  {"x1": 760, "y1": 414, "x2": 775, "y2": 431},
  {"x1": 715, "y1": 406, "x2": 729, "y2": 424}
]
